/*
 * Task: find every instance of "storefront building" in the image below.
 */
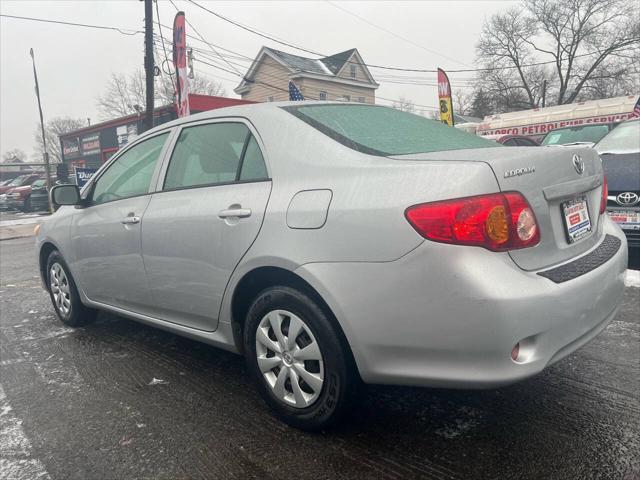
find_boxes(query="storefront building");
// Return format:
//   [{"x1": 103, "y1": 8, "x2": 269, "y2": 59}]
[{"x1": 59, "y1": 94, "x2": 254, "y2": 171}]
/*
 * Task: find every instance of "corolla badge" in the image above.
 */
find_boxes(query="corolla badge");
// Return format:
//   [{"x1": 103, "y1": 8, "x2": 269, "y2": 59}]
[
  {"x1": 503, "y1": 166, "x2": 535, "y2": 178},
  {"x1": 616, "y1": 192, "x2": 639, "y2": 206},
  {"x1": 572, "y1": 154, "x2": 585, "y2": 175}
]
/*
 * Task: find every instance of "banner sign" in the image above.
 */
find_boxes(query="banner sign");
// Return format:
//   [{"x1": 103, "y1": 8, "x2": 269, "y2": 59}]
[
  {"x1": 74, "y1": 167, "x2": 97, "y2": 188},
  {"x1": 173, "y1": 12, "x2": 190, "y2": 117},
  {"x1": 437, "y1": 68, "x2": 454, "y2": 127},
  {"x1": 477, "y1": 112, "x2": 637, "y2": 138},
  {"x1": 62, "y1": 138, "x2": 80, "y2": 158},
  {"x1": 80, "y1": 133, "x2": 100, "y2": 156}
]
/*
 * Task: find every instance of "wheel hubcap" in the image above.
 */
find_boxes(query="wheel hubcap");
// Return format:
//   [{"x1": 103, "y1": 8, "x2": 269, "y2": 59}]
[
  {"x1": 49, "y1": 263, "x2": 71, "y2": 316},
  {"x1": 255, "y1": 310, "x2": 324, "y2": 408}
]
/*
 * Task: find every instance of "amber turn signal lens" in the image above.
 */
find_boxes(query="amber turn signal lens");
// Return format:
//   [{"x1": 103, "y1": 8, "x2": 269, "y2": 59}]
[
  {"x1": 33, "y1": 224, "x2": 41, "y2": 236},
  {"x1": 485, "y1": 205, "x2": 509, "y2": 244}
]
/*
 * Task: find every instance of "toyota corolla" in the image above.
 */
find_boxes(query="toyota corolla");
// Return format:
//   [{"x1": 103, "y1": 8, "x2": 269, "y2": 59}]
[{"x1": 36, "y1": 103, "x2": 627, "y2": 430}]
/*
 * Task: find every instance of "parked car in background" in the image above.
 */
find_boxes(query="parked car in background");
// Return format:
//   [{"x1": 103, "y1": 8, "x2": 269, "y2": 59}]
[
  {"x1": 596, "y1": 118, "x2": 640, "y2": 249},
  {"x1": 37, "y1": 102, "x2": 626, "y2": 430},
  {"x1": 30, "y1": 179, "x2": 52, "y2": 212},
  {"x1": 0, "y1": 173, "x2": 41, "y2": 195},
  {"x1": 0, "y1": 174, "x2": 41, "y2": 210},
  {"x1": 541, "y1": 123, "x2": 616, "y2": 147},
  {"x1": 482, "y1": 134, "x2": 539, "y2": 146},
  {"x1": 5, "y1": 177, "x2": 47, "y2": 212}
]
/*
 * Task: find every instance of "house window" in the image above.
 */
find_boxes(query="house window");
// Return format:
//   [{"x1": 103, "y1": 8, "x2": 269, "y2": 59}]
[
  {"x1": 267, "y1": 96, "x2": 275, "y2": 102},
  {"x1": 357, "y1": 97, "x2": 365, "y2": 103},
  {"x1": 350, "y1": 64, "x2": 357, "y2": 78},
  {"x1": 319, "y1": 91, "x2": 327, "y2": 101},
  {"x1": 342, "y1": 95, "x2": 351, "y2": 102}
]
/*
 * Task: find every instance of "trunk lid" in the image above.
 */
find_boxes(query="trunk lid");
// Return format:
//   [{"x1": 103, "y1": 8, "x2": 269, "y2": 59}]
[{"x1": 393, "y1": 146, "x2": 605, "y2": 271}]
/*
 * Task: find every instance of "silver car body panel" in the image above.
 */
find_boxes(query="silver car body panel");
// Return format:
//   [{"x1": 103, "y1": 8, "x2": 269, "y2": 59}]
[{"x1": 36, "y1": 102, "x2": 627, "y2": 388}]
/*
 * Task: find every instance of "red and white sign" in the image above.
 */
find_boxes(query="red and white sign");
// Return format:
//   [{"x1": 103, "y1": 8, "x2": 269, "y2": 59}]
[
  {"x1": 478, "y1": 112, "x2": 636, "y2": 138},
  {"x1": 173, "y1": 12, "x2": 190, "y2": 118}
]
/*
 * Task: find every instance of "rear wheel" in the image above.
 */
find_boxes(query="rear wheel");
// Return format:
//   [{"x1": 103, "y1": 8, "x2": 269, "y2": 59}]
[
  {"x1": 46, "y1": 250, "x2": 96, "y2": 327},
  {"x1": 245, "y1": 286, "x2": 359, "y2": 431}
]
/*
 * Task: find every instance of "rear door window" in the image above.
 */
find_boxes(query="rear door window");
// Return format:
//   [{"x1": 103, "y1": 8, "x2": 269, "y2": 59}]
[{"x1": 164, "y1": 122, "x2": 268, "y2": 190}]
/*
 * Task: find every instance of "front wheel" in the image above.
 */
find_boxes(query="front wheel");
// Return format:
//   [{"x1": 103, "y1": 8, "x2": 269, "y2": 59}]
[
  {"x1": 244, "y1": 286, "x2": 359, "y2": 431},
  {"x1": 46, "y1": 250, "x2": 96, "y2": 327}
]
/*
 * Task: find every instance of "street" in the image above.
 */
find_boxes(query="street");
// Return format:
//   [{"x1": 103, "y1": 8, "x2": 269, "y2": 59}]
[{"x1": 1, "y1": 235, "x2": 638, "y2": 480}]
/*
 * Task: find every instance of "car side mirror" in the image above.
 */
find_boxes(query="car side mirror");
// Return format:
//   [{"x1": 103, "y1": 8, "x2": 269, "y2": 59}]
[{"x1": 51, "y1": 184, "x2": 81, "y2": 207}]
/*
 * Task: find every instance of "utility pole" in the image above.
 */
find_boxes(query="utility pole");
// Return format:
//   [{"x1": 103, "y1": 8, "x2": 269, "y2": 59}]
[
  {"x1": 541, "y1": 79, "x2": 547, "y2": 108},
  {"x1": 29, "y1": 48, "x2": 53, "y2": 213},
  {"x1": 143, "y1": 0, "x2": 154, "y2": 132}
]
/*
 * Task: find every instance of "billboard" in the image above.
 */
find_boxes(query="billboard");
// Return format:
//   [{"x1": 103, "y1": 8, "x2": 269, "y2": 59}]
[
  {"x1": 62, "y1": 137, "x2": 80, "y2": 158},
  {"x1": 116, "y1": 123, "x2": 138, "y2": 148},
  {"x1": 437, "y1": 68, "x2": 454, "y2": 126},
  {"x1": 80, "y1": 133, "x2": 100, "y2": 156}
]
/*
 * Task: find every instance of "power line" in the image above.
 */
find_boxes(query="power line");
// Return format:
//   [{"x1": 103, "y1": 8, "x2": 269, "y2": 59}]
[
  {"x1": 156, "y1": 34, "x2": 440, "y2": 109},
  {"x1": 0, "y1": 13, "x2": 143, "y2": 35},
  {"x1": 155, "y1": 0, "x2": 176, "y2": 87},
  {"x1": 184, "y1": 0, "x2": 603, "y2": 74},
  {"x1": 325, "y1": 0, "x2": 471, "y2": 68},
  {"x1": 167, "y1": 0, "x2": 243, "y2": 76}
]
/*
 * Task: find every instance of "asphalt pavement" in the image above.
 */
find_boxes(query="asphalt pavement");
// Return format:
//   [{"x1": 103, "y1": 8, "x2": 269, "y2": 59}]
[{"x1": 1, "y1": 236, "x2": 638, "y2": 480}]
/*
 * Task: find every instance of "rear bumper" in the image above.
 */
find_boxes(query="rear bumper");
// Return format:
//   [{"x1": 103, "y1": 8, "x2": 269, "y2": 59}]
[{"x1": 296, "y1": 218, "x2": 627, "y2": 389}]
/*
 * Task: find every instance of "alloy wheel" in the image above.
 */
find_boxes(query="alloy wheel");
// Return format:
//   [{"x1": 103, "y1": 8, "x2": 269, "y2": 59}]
[
  {"x1": 50, "y1": 263, "x2": 71, "y2": 316},
  {"x1": 255, "y1": 309, "x2": 324, "y2": 408}
]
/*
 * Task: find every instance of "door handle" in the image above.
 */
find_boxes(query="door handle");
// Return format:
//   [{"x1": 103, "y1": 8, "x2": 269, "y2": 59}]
[
  {"x1": 121, "y1": 215, "x2": 141, "y2": 224},
  {"x1": 218, "y1": 206, "x2": 252, "y2": 219}
]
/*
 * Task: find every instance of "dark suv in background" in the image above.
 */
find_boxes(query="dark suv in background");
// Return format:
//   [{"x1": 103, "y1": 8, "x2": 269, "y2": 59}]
[{"x1": 596, "y1": 118, "x2": 640, "y2": 249}]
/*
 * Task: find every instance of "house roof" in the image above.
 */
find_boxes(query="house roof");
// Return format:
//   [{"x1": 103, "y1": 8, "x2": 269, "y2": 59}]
[
  {"x1": 267, "y1": 48, "x2": 332, "y2": 75},
  {"x1": 320, "y1": 49, "x2": 358, "y2": 74},
  {"x1": 235, "y1": 46, "x2": 378, "y2": 94}
]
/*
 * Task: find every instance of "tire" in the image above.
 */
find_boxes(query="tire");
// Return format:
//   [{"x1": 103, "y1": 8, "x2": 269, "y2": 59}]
[
  {"x1": 45, "y1": 250, "x2": 96, "y2": 327},
  {"x1": 244, "y1": 286, "x2": 360, "y2": 431}
]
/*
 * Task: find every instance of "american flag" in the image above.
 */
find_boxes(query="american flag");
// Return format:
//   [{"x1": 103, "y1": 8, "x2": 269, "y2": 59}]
[
  {"x1": 633, "y1": 97, "x2": 640, "y2": 117},
  {"x1": 289, "y1": 81, "x2": 305, "y2": 101}
]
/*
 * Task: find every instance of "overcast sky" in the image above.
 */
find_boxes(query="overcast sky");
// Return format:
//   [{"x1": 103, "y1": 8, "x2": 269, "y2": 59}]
[{"x1": 0, "y1": 0, "x2": 516, "y2": 158}]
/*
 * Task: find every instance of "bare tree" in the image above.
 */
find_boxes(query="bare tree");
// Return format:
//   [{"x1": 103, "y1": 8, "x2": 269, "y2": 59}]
[
  {"x1": 392, "y1": 97, "x2": 417, "y2": 113},
  {"x1": 97, "y1": 69, "x2": 226, "y2": 119},
  {"x1": 454, "y1": 90, "x2": 473, "y2": 115},
  {"x1": 2, "y1": 148, "x2": 27, "y2": 163},
  {"x1": 475, "y1": 0, "x2": 640, "y2": 110},
  {"x1": 34, "y1": 117, "x2": 86, "y2": 164}
]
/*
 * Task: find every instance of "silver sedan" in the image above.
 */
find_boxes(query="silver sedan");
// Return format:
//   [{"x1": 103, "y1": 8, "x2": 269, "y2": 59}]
[{"x1": 36, "y1": 102, "x2": 627, "y2": 430}]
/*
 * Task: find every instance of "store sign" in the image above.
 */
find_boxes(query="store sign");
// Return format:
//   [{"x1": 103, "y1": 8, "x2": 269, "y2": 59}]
[
  {"x1": 477, "y1": 112, "x2": 636, "y2": 137},
  {"x1": 116, "y1": 123, "x2": 138, "y2": 148},
  {"x1": 75, "y1": 166, "x2": 97, "y2": 188},
  {"x1": 80, "y1": 133, "x2": 101, "y2": 156},
  {"x1": 62, "y1": 138, "x2": 80, "y2": 158}
]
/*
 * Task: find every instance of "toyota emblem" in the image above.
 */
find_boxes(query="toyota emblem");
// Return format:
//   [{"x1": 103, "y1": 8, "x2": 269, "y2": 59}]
[
  {"x1": 572, "y1": 154, "x2": 585, "y2": 175},
  {"x1": 616, "y1": 192, "x2": 639, "y2": 206}
]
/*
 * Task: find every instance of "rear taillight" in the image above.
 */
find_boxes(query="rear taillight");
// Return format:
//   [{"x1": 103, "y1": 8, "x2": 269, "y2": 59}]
[
  {"x1": 405, "y1": 192, "x2": 540, "y2": 251},
  {"x1": 600, "y1": 176, "x2": 608, "y2": 214}
]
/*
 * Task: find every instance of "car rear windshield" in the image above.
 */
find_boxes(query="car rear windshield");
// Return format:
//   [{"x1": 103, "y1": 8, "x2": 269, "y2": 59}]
[
  {"x1": 541, "y1": 124, "x2": 611, "y2": 145},
  {"x1": 596, "y1": 120, "x2": 640, "y2": 154},
  {"x1": 282, "y1": 104, "x2": 498, "y2": 156}
]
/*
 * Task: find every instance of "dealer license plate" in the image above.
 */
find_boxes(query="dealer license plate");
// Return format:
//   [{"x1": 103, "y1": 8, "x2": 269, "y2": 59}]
[
  {"x1": 562, "y1": 196, "x2": 592, "y2": 243},
  {"x1": 607, "y1": 210, "x2": 640, "y2": 230}
]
